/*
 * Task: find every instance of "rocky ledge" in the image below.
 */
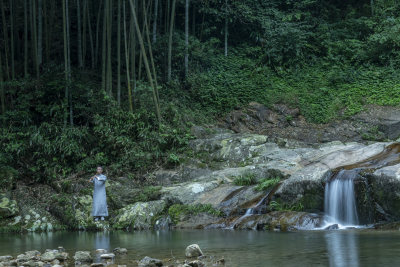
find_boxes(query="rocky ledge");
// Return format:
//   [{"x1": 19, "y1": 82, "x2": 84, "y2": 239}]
[{"x1": 1, "y1": 122, "x2": 400, "y2": 232}]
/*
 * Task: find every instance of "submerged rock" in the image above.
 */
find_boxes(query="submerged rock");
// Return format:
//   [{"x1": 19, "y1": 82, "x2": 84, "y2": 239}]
[
  {"x1": 112, "y1": 247, "x2": 127, "y2": 254},
  {"x1": 100, "y1": 253, "x2": 115, "y2": 259},
  {"x1": 324, "y1": 224, "x2": 339, "y2": 230},
  {"x1": 185, "y1": 244, "x2": 203, "y2": 258},
  {"x1": 73, "y1": 251, "x2": 93, "y2": 264},
  {"x1": 138, "y1": 256, "x2": 163, "y2": 267},
  {"x1": 187, "y1": 260, "x2": 205, "y2": 267}
]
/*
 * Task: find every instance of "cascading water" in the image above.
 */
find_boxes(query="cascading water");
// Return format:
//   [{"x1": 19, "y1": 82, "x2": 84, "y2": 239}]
[{"x1": 324, "y1": 169, "x2": 359, "y2": 227}]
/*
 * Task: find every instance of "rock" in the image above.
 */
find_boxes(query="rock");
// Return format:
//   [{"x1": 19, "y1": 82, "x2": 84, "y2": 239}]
[
  {"x1": 73, "y1": 251, "x2": 93, "y2": 263},
  {"x1": 234, "y1": 211, "x2": 324, "y2": 231},
  {"x1": 0, "y1": 195, "x2": 19, "y2": 219},
  {"x1": 41, "y1": 251, "x2": 57, "y2": 262},
  {"x1": 112, "y1": 248, "x2": 127, "y2": 255},
  {"x1": 324, "y1": 224, "x2": 339, "y2": 230},
  {"x1": 185, "y1": 244, "x2": 203, "y2": 258},
  {"x1": 138, "y1": 256, "x2": 163, "y2": 267},
  {"x1": 100, "y1": 253, "x2": 115, "y2": 259},
  {"x1": 188, "y1": 260, "x2": 205, "y2": 267},
  {"x1": 0, "y1": 256, "x2": 12, "y2": 262},
  {"x1": 355, "y1": 105, "x2": 400, "y2": 140},
  {"x1": 16, "y1": 250, "x2": 41, "y2": 262},
  {"x1": 215, "y1": 258, "x2": 225, "y2": 265},
  {"x1": 95, "y1": 249, "x2": 107, "y2": 254},
  {"x1": 91, "y1": 263, "x2": 106, "y2": 267},
  {"x1": 367, "y1": 163, "x2": 400, "y2": 220},
  {"x1": 154, "y1": 216, "x2": 172, "y2": 230},
  {"x1": 176, "y1": 213, "x2": 220, "y2": 229},
  {"x1": 112, "y1": 200, "x2": 166, "y2": 230}
]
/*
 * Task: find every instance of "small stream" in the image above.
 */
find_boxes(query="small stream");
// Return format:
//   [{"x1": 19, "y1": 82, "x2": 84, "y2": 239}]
[{"x1": 1, "y1": 230, "x2": 400, "y2": 266}]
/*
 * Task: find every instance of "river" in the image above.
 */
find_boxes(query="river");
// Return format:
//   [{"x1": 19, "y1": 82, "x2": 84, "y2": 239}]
[{"x1": 1, "y1": 229, "x2": 400, "y2": 266}]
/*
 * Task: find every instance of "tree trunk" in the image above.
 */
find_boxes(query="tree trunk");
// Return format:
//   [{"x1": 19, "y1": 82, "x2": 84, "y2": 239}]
[
  {"x1": 38, "y1": 0, "x2": 43, "y2": 66},
  {"x1": 86, "y1": 0, "x2": 95, "y2": 68},
  {"x1": 0, "y1": 0, "x2": 10, "y2": 80},
  {"x1": 0, "y1": 45, "x2": 5, "y2": 120},
  {"x1": 9, "y1": 0, "x2": 15, "y2": 79},
  {"x1": 192, "y1": 4, "x2": 195, "y2": 36},
  {"x1": 224, "y1": 0, "x2": 228, "y2": 57},
  {"x1": 128, "y1": 0, "x2": 161, "y2": 125},
  {"x1": 167, "y1": 0, "x2": 176, "y2": 82},
  {"x1": 31, "y1": 0, "x2": 39, "y2": 78},
  {"x1": 123, "y1": 0, "x2": 133, "y2": 112},
  {"x1": 95, "y1": 0, "x2": 103, "y2": 66},
  {"x1": 82, "y1": 0, "x2": 87, "y2": 67},
  {"x1": 77, "y1": 0, "x2": 83, "y2": 68},
  {"x1": 143, "y1": 0, "x2": 159, "y2": 102},
  {"x1": 152, "y1": 0, "x2": 158, "y2": 43},
  {"x1": 101, "y1": 0, "x2": 107, "y2": 91},
  {"x1": 66, "y1": 0, "x2": 73, "y2": 126},
  {"x1": 130, "y1": 7, "x2": 136, "y2": 103},
  {"x1": 106, "y1": 0, "x2": 113, "y2": 96},
  {"x1": 184, "y1": 0, "x2": 189, "y2": 77},
  {"x1": 24, "y1": 0, "x2": 28, "y2": 77},
  {"x1": 371, "y1": 0, "x2": 374, "y2": 16},
  {"x1": 63, "y1": 0, "x2": 69, "y2": 127},
  {"x1": 117, "y1": 0, "x2": 121, "y2": 105}
]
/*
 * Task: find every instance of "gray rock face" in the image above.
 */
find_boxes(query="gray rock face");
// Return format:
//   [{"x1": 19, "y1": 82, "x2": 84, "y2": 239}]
[
  {"x1": 185, "y1": 244, "x2": 203, "y2": 258},
  {"x1": 138, "y1": 256, "x2": 163, "y2": 267},
  {"x1": 73, "y1": 251, "x2": 93, "y2": 264},
  {"x1": 112, "y1": 248, "x2": 127, "y2": 255},
  {"x1": 112, "y1": 200, "x2": 166, "y2": 230},
  {"x1": 368, "y1": 163, "x2": 400, "y2": 220}
]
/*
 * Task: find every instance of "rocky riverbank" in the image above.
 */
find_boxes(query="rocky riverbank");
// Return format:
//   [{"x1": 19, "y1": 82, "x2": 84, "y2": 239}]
[
  {"x1": 1, "y1": 104, "x2": 400, "y2": 232},
  {"x1": 0, "y1": 244, "x2": 222, "y2": 267}
]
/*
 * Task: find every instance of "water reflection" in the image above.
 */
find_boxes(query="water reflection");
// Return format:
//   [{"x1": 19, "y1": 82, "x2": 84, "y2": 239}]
[
  {"x1": 325, "y1": 231, "x2": 359, "y2": 267},
  {"x1": 93, "y1": 231, "x2": 111, "y2": 263}
]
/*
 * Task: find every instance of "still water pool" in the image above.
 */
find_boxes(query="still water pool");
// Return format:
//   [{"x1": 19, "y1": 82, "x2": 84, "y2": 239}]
[{"x1": 1, "y1": 229, "x2": 400, "y2": 266}]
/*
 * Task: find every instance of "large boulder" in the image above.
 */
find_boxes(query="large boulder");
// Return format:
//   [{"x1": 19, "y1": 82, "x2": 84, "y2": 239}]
[
  {"x1": 185, "y1": 244, "x2": 203, "y2": 258},
  {"x1": 112, "y1": 200, "x2": 166, "y2": 230},
  {"x1": 73, "y1": 251, "x2": 93, "y2": 264},
  {"x1": 0, "y1": 195, "x2": 19, "y2": 219}
]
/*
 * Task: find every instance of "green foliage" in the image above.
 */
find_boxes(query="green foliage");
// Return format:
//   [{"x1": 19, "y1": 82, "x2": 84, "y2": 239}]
[
  {"x1": 255, "y1": 178, "x2": 281, "y2": 192},
  {"x1": 269, "y1": 200, "x2": 304, "y2": 212},
  {"x1": 233, "y1": 172, "x2": 257, "y2": 186},
  {"x1": 168, "y1": 204, "x2": 223, "y2": 224},
  {"x1": 131, "y1": 186, "x2": 162, "y2": 203}
]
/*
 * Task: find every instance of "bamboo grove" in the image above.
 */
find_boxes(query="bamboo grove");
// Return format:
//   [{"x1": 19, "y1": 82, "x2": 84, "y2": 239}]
[{"x1": 0, "y1": 0, "x2": 232, "y2": 127}]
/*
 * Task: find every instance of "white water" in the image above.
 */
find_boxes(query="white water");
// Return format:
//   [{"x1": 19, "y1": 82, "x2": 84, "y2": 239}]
[{"x1": 323, "y1": 169, "x2": 360, "y2": 229}]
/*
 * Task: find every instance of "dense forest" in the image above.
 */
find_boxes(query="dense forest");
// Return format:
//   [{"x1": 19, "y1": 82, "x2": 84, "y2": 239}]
[{"x1": 1, "y1": 0, "x2": 400, "y2": 186}]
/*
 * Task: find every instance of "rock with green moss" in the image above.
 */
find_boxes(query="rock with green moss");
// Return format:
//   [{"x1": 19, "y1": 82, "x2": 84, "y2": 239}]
[
  {"x1": 73, "y1": 195, "x2": 109, "y2": 230},
  {"x1": 0, "y1": 195, "x2": 19, "y2": 219},
  {"x1": 234, "y1": 211, "x2": 324, "y2": 231},
  {"x1": 112, "y1": 200, "x2": 166, "y2": 230}
]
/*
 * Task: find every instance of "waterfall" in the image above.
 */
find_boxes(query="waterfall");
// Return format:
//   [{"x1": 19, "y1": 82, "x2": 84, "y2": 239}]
[{"x1": 324, "y1": 169, "x2": 359, "y2": 227}]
